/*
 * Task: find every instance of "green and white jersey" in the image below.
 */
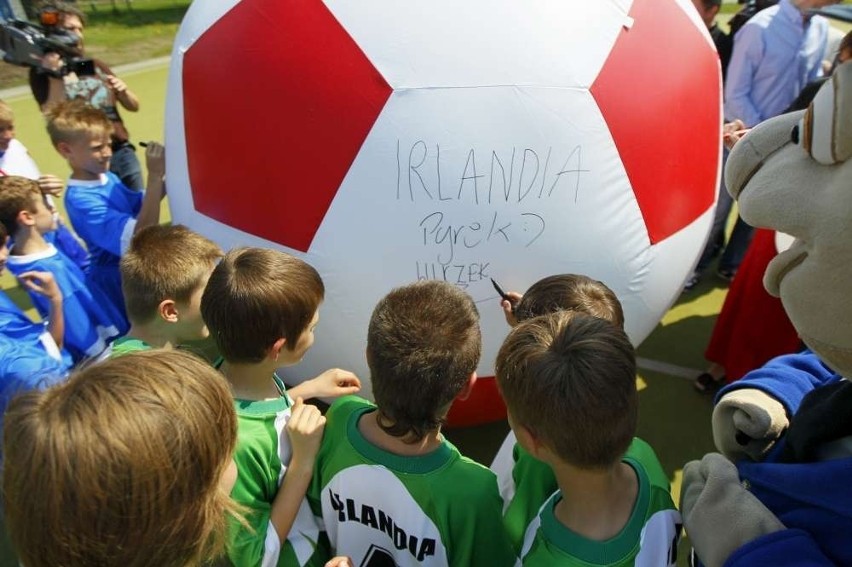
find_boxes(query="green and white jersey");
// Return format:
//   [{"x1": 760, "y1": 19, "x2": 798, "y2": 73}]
[
  {"x1": 107, "y1": 336, "x2": 152, "y2": 357},
  {"x1": 308, "y1": 396, "x2": 516, "y2": 567},
  {"x1": 516, "y1": 439, "x2": 681, "y2": 566},
  {"x1": 492, "y1": 431, "x2": 557, "y2": 553},
  {"x1": 227, "y1": 374, "x2": 326, "y2": 567},
  {"x1": 493, "y1": 435, "x2": 677, "y2": 558}
]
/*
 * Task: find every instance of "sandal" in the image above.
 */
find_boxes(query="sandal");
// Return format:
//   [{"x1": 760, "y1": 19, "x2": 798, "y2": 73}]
[{"x1": 693, "y1": 372, "x2": 726, "y2": 393}]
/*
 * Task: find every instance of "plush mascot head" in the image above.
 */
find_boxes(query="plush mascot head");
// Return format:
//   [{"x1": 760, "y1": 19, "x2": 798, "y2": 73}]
[{"x1": 726, "y1": 62, "x2": 852, "y2": 376}]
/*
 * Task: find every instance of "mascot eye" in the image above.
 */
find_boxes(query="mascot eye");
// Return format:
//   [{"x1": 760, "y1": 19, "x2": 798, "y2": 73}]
[{"x1": 790, "y1": 124, "x2": 800, "y2": 145}]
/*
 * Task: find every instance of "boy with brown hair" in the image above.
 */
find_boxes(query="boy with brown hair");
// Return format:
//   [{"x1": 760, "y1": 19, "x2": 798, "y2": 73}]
[
  {"x1": 0, "y1": 175, "x2": 117, "y2": 361},
  {"x1": 201, "y1": 247, "x2": 360, "y2": 567},
  {"x1": 46, "y1": 99, "x2": 165, "y2": 334},
  {"x1": 492, "y1": 274, "x2": 633, "y2": 548},
  {"x1": 308, "y1": 280, "x2": 515, "y2": 567},
  {"x1": 112, "y1": 224, "x2": 223, "y2": 355},
  {"x1": 496, "y1": 312, "x2": 680, "y2": 565}
]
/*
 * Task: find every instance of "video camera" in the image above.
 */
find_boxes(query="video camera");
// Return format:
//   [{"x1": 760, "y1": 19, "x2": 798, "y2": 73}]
[{"x1": 0, "y1": 7, "x2": 94, "y2": 77}]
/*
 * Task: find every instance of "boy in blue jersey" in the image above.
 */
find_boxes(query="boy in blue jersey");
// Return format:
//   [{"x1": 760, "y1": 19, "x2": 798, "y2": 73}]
[
  {"x1": 0, "y1": 175, "x2": 118, "y2": 361},
  {"x1": 0, "y1": 98, "x2": 89, "y2": 271},
  {"x1": 0, "y1": 222, "x2": 71, "y2": 428},
  {"x1": 111, "y1": 224, "x2": 223, "y2": 356},
  {"x1": 45, "y1": 100, "x2": 165, "y2": 334},
  {"x1": 495, "y1": 312, "x2": 680, "y2": 566}
]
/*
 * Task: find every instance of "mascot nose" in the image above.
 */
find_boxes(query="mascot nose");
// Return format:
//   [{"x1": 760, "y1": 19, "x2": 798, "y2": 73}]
[{"x1": 725, "y1": 111, "x2": 802, "y2": 201}]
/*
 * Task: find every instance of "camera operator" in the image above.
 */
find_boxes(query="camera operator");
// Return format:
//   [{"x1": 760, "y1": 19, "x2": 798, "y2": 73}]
[{"x1": 29, "y1": 2, "x2": 144, "y2": 190}]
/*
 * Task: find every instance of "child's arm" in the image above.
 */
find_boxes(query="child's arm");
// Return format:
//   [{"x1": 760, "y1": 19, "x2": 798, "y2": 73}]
[
  {"x1": 133, "y1": 142, "x2": 166, "y2": 234},
  {"x1": 17, "y1": 271, "x2": 64, "y2": 348},
  {"x1": 288, "y1": 368, "x2": 361, "y2": 401},
  {"x1": 269, "y1": 397, "x2": 326, "y2": 541}
]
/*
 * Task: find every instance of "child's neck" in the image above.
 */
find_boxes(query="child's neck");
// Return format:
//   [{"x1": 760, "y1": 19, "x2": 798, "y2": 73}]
[
  {"x1": 220, "y1": 359, "x2": 282, "y2": 401},
  {"x1": 125, "y1": 323, "x2": 174, "y2": 350},
  {"x1": 11, "y1": 229, "x2": 49, "y2": 256},
  {"x1": 357, "y1": 410, "x2": 443, "y2": 457},
  {"x1": 70, "y1": 169, "x2": 102, "y2": 182},
  {"x1": 551, "y1": 460, "x2": 638, "y2": 542}
]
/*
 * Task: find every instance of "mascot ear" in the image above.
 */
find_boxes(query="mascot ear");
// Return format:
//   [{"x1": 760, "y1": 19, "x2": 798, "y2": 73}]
[{"x1": 797, "y1": 63, "x2": 852, "y2": 165}]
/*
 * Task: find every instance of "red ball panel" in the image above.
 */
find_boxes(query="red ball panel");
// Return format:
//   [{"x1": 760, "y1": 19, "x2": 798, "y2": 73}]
[
  {"x1": 591, "y1": 0, "x2": 721, "y2": 245},
  {"x1": 183, "y1": 0, "x2": 392, "y2": 252}
]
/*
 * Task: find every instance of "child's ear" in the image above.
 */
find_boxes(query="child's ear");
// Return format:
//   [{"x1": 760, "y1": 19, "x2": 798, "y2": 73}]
[
  {"x1": 16, "y1": 209, "x2": 34, "y2": 227},
  {"x1": 515, "y1": 423, "x2": 545, "y2": 459},
  {"x1": 268, "y1": 338, "x2": 287, "y2": 361},
  {"x1": 158, "y1": 299, "x2": 179, "y2": 323},
  {"x1": 55, "y1": 141, "x2": 72, "y2": 158},
  {"x1": 456, "y1": 372, "x2": 478, "y2": 401}
]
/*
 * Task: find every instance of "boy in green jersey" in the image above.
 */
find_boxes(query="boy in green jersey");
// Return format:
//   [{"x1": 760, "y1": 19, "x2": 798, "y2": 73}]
[
  {"x1": 492, "y1": 274, "x2": 626, "y2": 549},
  {"x1": 309, "y1": 280, "x2": 515, "y2": 567},
  {"x1": 201, "y1": 247, "x2": 361, "y2": 567},
  {"x1": 111, "y1": 224, "x2": 222, "y2": 356},
  {"x1": 496, "y1": 311, "x2": 681, "y2": 566}
]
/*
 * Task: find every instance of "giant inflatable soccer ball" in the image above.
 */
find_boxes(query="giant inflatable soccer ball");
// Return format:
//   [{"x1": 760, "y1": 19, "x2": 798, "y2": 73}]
[{"x1": 167, "y1": 0, "x2": 721, "y2": 426}]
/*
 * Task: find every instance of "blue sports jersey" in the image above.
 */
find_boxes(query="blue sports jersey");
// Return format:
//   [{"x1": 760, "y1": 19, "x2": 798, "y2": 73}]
[
  {"x1": 65, "y1": 172, "x2": 141, "y2": 334},
  {"x1": 6, "y1": 245, "x2": 119, "y2": 362},
  {"x1": 0, "y1": 290, "x2": 73, "y2": 370},
  {"x1": 0, "y1": 333, "x2": 68, "y2": 434}
]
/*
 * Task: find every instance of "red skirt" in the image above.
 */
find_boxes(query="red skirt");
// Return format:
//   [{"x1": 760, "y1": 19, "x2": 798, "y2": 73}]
[{"x1": 705, "y1": 228, "x2": 801, "y2": 382}]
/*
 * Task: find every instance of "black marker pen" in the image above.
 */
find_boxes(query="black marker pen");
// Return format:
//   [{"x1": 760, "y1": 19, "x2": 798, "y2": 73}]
[{"x1": 491, "y1": 278, "x2": 516, "y2": 312}]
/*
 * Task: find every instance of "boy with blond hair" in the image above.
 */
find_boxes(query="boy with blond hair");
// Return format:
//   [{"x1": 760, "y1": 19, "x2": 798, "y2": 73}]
[
  {"x1": 496, "y1": 312, "x2": 680, "y2": 565},
  {"x1": 111, "y1": 224, "x2": 222, "y2": 355},
  {"x1": 308, "y1": 280, "x2": 515, "y2": 567},
  {"x1": 0, "y1": 175, "x2": 117, "y2": 361},
  {"x1": 46, "y1": 99, "x2": 165, "y2": 333},
  {"x1": 201, "y1": 247, "x2": 361, "y2": 566},
  {"x1": 3, "y1": 350, "x2": 240, "y2": 566},
  {"x1": 0, "y1": 98, "x2": 89, "y2": 270}
]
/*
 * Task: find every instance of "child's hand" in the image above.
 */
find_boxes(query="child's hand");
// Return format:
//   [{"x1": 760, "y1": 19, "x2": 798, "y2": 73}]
[
  {"x1": 325, "y1": 557, "x2": 353, "y2": 567},
  {"x1": 501, "y1": 291, "x2": 523, "y2": 327},
  {"x1": 308, "y1": 369, "x2": 361, "y2": 399},
  {"x1": 286, "y1": 397, "x2": 326, "y2": 469},
  {"x1": 17, "y1": 271, "x2": 62, "y2": 302},
  {"x1": 144, "y1": 141, "x2": 166, "y2": 180},
  {"x1": 37, "y1": 175, "x2": 64, "y2": 197}
]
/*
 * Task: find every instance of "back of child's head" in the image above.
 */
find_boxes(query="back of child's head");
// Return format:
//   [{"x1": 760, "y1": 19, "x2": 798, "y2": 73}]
[
  {"x1": 0, "y1": 175, "x2": 41, "y2": 236},
  {"x1": 367, "y1": 280, "x2": 481, "y2": 441},
  {"x1": 2, "y1": 349, "x2": 238, "y2": 567},
  {"x1": 201, "y1": 247, "x2": 324, "y2": 363},
  {"x1": 496, "y1": 311, "x2": 637, "y2": 469},
  {"x1": 514, "y1": 274, "x2": 624, "y2": 329},
  {"x1": 0, "y1": 99, "x2": 13, "y2": 124},
  {"x1": 121, "y1": 224, "x2": 223, "y2": 325},
  {"x1": 45, "y1": 99, "x2": 113, "y2": 146}
]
